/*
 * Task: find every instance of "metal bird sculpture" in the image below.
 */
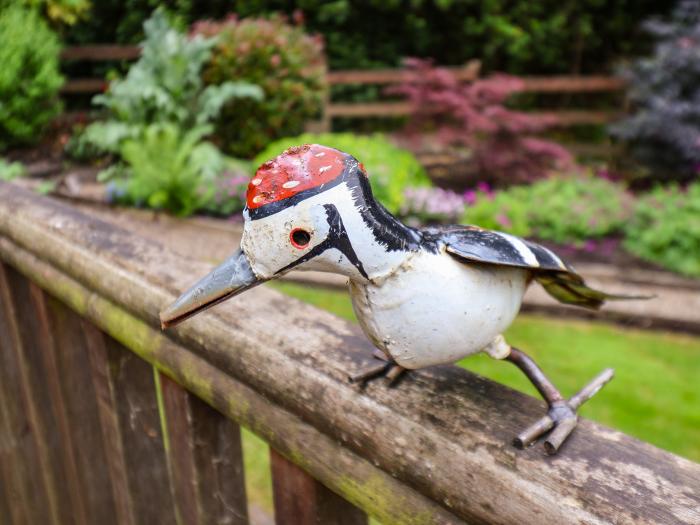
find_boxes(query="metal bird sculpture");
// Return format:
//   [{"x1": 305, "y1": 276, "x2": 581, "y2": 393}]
[{"x1": 161, "y1": 144, "x2": 644, "y2": 454}]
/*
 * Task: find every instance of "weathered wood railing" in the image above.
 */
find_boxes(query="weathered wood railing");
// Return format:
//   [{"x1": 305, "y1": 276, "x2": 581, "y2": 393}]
[{"x1": 1, "y1": 182, "x2": 698, "y2": 524}]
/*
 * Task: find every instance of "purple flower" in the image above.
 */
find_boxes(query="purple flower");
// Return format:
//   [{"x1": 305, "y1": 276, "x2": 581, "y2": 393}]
[
  {"x1": 476, "y1": 181, "x2": 493, "y2": 196},
  {"x1": 401, "y1": 186, "x2": 465, "y2": 224},
  {"x1": 463, "y1": 189, "x2": 477, "y2": 205}
]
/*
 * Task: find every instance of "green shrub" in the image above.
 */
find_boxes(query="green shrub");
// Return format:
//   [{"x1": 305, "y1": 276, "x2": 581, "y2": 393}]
[
  {"x1": 105, "y1": 123, "x2": 226, "y2": 216},
  {"x1": 463, "y1": 175, "x2": 632, "y2": 244},
  {"x1": 0, "y1": 4, "x2": 63, "y2": 150},
  {"x1": 67, "y1": 1, "x2": 668, "y2": 75},
  {"x1": 465, "y1": 185, "x2": 533, "y2": 238},
  {"x1": 194, "y1": 15, "x2": 326, "y2": 158},
  {"x1": 26, "y1": 0, "x2": 91, "y2": 26},
  {"x1": 75, "y1": 8, "x2": 262, "y2": 157},
  {"x1": 0, "y1": 158, "x2": 27, "y2": 181},
  {"x1": 254, "y1": 133, "x2": 431, "y2": 214},
  {"x1": 624, "y1": 183, "x2": 700, "y2": 277},
  {"x1": 72, "y1": 9, "x2": 262, "y2": 218}
]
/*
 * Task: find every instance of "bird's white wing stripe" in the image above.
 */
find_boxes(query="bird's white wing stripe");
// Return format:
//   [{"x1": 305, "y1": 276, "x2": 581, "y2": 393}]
[{"x1": 498, "y1": 233, "x2": 539, "y2": 267}]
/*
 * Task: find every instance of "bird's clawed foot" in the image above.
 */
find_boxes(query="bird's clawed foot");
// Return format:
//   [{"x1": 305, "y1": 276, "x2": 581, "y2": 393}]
[
  {"x1": 513, "y1": 368, "x2": 614, "y2": 454},
  {"x1": 348, "y1": 350, "x2": 407, "y2": 387}
]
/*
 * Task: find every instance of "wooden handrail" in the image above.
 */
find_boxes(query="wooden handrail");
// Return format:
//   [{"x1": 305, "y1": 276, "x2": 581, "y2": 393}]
[{"x1": 1, "y1": 182, "x2": 698, "y2": 524}]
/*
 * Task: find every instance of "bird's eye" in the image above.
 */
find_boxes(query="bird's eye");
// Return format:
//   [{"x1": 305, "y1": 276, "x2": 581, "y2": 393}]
[{"x1": 290, "y1": 228, "x2": 311, "y2": 249}]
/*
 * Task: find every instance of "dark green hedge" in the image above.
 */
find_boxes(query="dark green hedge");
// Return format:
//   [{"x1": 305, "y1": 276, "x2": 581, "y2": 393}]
[{"x1": 67, "y1": 0, "x2": 670, "y2": 74}]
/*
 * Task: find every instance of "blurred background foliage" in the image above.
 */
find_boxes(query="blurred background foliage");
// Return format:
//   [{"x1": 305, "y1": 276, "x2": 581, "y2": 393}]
[
  {"x1": 64, "y1": 0, "x2": 666, "y2": 75},
  {"x1": 0, "y1": 2, "x2": 63, "y2": 148},
  {"x1": 194, "y1": 14, "x2": 326, "y2": 158},
  {"x1": 2, "y1": 0, "x2": 700, "y2": 278}
]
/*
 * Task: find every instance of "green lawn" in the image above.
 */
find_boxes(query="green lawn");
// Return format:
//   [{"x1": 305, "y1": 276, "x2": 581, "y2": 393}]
[
  {"x1": 270, "y1": 280, "x2": 700, "y2": 461},
  {"x1": 243, "y1": 280, "x2": 700, "y2": 515}
]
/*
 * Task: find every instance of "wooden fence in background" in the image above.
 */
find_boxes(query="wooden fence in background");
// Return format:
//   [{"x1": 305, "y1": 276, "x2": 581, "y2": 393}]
[
  {"x1": 60, "y1": 45, "x2": 626, "y2": 130},
  {"x1": 1, "y1": 183, "x2": 699, "y2": 524}
]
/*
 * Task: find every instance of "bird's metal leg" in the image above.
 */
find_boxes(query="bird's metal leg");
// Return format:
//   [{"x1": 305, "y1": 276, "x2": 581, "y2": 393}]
[
  {"x1": 505, "y1": 347, "x2": 614, "y2": 454},
  {"x1": 348, "y1": 349, "x2": 408, "y2": 387}
]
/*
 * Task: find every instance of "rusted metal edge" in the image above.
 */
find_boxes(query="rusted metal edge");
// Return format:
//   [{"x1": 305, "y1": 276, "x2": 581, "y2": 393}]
[
  {"x1": 0, "y1": 236, "x2": 462, "y2": 525},
  {"x1": 1, "y1": 184, "x2": 699, "y2": 525}
]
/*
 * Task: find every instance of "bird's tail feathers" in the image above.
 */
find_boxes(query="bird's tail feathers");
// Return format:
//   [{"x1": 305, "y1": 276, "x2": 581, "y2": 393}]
[{"x1": 536, "y1": 272, "x2": 654, "y2": 310}]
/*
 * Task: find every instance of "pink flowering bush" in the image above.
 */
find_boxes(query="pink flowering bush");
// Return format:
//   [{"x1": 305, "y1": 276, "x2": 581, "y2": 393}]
[
  {"x1": 399, "y1": 187, "x2": 466, "y2": 225},
  {"x1": 390, "y1": 58, "x2": 573, "y2": 185},
  {"x1": 193, "y1": 14, "x2": 326, "y2": 158}
]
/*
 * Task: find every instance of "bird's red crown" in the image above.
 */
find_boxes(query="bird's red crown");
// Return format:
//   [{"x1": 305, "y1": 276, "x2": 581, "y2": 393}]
[{"x1": 247, "y1": 144, "x2": 348, "y2": 209}]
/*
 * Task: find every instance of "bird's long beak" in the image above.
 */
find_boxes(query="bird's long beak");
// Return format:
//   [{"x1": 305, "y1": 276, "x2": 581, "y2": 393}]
[{"x1": 159, "y1": 248, "x2": 263, "y2": 329}]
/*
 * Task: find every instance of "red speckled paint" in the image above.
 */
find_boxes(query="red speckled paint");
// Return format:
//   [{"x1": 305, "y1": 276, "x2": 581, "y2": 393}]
[{"x1": 247, "y1": 144, "x2": 347, "y2": 209}]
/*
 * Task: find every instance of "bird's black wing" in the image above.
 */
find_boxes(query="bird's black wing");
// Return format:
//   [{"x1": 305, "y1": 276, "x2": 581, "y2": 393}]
[{"x1": 425, "y1": 225, "x2": 645, "y2": 310}]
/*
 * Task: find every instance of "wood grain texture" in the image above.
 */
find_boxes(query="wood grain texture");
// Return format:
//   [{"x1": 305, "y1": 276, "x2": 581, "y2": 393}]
[
  {"x1": 158, "y1": 373, "x2": 249, "y2": 525},
  {"x1": 0, "y1": 263, "x2": 53, "y2": 525},
  {"x1": 103, "y1": 338, "x2": 177, "y2": 525},
  {"x1": 1, "y1": 264, "x2": 76, "y2": 525},
  {"x1": 83, "y1": 322, "x2": 137, "y2": 525},
  {"x1": 0, "y1": 183, "x2": 699, "y2": 525},
  {"x1": 44, "y1": 294, "x2": 119, "y2": 525},
  {"x1": 271, "y1": 448, "x2": 366, "y2": 525}
]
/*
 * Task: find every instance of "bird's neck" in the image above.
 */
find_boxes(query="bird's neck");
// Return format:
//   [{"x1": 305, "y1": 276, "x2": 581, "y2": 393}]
[{"x1": 339, "y1": 179, "x2": 422, "y2": 282}]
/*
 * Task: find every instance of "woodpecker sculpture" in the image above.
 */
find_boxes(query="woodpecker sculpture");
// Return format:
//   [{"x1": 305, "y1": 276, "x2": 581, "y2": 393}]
[{"x1": 161, "y1": 144, "x2": 643, "y2": 454}]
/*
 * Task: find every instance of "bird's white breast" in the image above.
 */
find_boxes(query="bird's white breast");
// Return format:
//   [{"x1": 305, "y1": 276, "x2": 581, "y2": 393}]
[{"x1": 349, "y1": 250, "x2": 528, "y2": 369}]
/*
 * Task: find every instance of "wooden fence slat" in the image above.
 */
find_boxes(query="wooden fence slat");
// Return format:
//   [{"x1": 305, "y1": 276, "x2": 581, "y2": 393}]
[
  {"x1": 1, "y1": 264, "x2": 78, "y2": 525},
  {"x1": 158, "y1": 373, "x2": 249, "y2": 525},
  {"x1": 327, "y1": 61, "x2": 481, "y2": 85},
  {"x1": 0, "y1": 263, "x2": 52, "y2": 525},
  {"x1": 83, "y1": 322, "x2": 137, "y2": 525},
  {"x1": 0, "y1": 471, "x2": 12, "y2": 525},
  {"x1": 326, "y1": 102, "x2": 620, "y2": 125},
  {"x1": 27, "y1": 282, "x2": 90, "y2": 525},
  {"x1": 518, "y1": 75, "x2": 625, "y2": 92},
  {"x1": 531, "y1": 110, "x2": 620, "y2": 125},
  {"x1": 61, "y1": 45, "x2": 140, "y2": 61},
  {"x1": 101, "y1": 337, "x2": 178, "y2": 525},
  {"x1": 60, "y1": 78, "x2": 108, "y2": 94},
  {"x1": 270, "y1": 448, "x2": 367, "y2": 525},
  {"x1": 44, "y1": 294, "x2": 119, "y2": 525},
  {"x1": 326, "y1": 102, "x2": 412, "y2": 118}
]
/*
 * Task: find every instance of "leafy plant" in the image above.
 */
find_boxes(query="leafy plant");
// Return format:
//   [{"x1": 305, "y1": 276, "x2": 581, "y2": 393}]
[
  {"x1": 464, "y1": 183, "x2": 533, "y2": 237},
  {"x1": 105, "y1": 123, "x2": 228, "y2": 216},
  {"x1": 0, "y1": 3, "x2": 63, "y2": 150},
  {"x1": 75, "y1": 8, "x2": 262, "y2": 157},
  {"x1": 609, "y1": 1, "x2": 700, "y2": 183},
  {"x1": 624, "y1": 182, "x2": 700, "y2": 277},
  {"x1": 193, "y1": 14, "x2": 326, "y2": 158},
  {"x1": 25, "y1": 0, "x2": 91, "y2": 26},
  {"x1": 392, "y1": 59, "x2": 573, "y2": 185},
  {"x1": 0, "y1": 158, "x2": 27, "y2": 181},
  {"x1": 463, "y1": 175, "x2": 633, "y2": 244},
  {"x1": 254, "y1": 133, "x2": 431, "y2": 214}
]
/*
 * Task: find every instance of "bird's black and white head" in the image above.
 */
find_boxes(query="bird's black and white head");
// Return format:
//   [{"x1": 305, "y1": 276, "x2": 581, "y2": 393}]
[{"x1": 160, "y1": 144, "x2": 420, "y2": 328}]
